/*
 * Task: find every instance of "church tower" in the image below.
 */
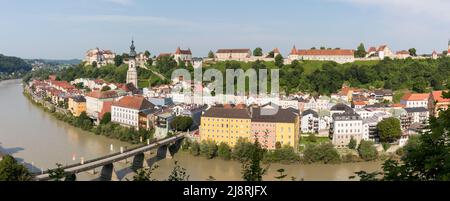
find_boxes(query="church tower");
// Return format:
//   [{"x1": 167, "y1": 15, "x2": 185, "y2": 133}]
[{"x1": 126, "y1": 40, "x2": 138, "y2": 88}]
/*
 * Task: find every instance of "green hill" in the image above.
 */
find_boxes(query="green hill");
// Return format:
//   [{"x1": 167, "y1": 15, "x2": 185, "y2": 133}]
[{"x1": 0, "y1": 54, "x2": 32, "y2": 73}]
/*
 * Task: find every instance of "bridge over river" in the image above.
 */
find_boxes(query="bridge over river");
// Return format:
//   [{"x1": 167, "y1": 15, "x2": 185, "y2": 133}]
[{"x1": 34, "y1": 133, "x2": 185, "y2": 181}]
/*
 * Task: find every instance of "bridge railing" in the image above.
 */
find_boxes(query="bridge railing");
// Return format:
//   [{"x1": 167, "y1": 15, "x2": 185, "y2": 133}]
[{"x1": 32, "y1": 134, "x2": 185, "y2": 176}]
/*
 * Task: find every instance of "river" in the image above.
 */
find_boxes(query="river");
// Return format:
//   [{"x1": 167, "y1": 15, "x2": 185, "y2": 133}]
[{"x1": 0, "y1": 79, "x2": 382, "y2": 181}]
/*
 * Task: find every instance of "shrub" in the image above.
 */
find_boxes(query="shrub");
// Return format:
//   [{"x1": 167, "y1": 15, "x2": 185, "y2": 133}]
[
  {"x1": 217, "y1": 142, "x2": 231, "y2": 160},
  {"x1": 200, "y1": 140, "x2": 218, "y2": 159},
  {"x1": 263, "y1": 145, "x2": 300, "y2": 164},
  {"x1": 303, "y1": 143, "x2": 341, "y2": 164},
  {"x1": 190, "y1": 141, "x2": 200, "y2": 156},
  {"x1": 358, "y1": 140, "x2": 378, "y2": 161}
]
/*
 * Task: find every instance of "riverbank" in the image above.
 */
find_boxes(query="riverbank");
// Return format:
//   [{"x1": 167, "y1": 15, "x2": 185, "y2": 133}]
[{"x1": 22, "y1": 83, "x2": 153, "y2": 145}]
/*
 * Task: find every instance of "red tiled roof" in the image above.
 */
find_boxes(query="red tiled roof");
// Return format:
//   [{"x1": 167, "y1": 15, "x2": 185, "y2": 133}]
[
  {"x1": 353, "y1": 101, "x2": 368, "y2": 105},
  {"x1": 401, "y1": 93, "x2": 429, "y2": 101},
  {"x1": 368, "y1": 47, "x2": 377, "y2": 52},
  {"x1": 391, "y1": 103, "x2": 405, "y2": 108},
  {"x1": 431, "y1": 91, "x2": 450, "y2": 103},
  {"x1": 112, "y1": 96, "x2": 155, "y2": 110},
  {"x1": 86, "y1": 90, "x2": 118, "y2": 99},
  {"x1": 293, "y1": 49, "x2": 354, "y2": 56},
  {"x1": 175, "y1": 47, "x2": 192, "y2": 55},
  {"x1": 216, "y1": 49, "x2": 251, "y2": 54}
]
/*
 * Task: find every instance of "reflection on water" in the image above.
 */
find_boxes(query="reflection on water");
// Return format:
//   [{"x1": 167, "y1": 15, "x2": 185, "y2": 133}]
[{"x1": 0, "y1": 79, "x2": 382, "y2": 181}]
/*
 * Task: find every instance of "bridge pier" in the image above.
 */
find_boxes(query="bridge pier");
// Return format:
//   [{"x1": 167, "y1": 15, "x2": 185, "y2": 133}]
[
  {"x1": 100, "y1": 163, "x2": 119, "y2": 181},
  {"x1": 131, "y1": 153, "x2": 150, "y2": 172},
  {"x1": 168, "y1": 139, "x2": 183, "y2": 156},
  {"x1": 156, "y1": 145, "x2": 172, "y2": 159}
]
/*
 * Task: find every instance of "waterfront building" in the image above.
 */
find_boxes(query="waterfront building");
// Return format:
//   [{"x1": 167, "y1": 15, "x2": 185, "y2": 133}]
[
  {"x1": 200, "y1": 105, "x2": 252, "y2": 147},
  {"x1": 428, "y1": 90, "x2": 450, "y2": 117},
  {"x1": 126, "y1": 40, "x2": 138, "y2": 88},
  {"x1": 111, "y1": 96, "x2": 155, "y2": 129},
  {"x1": 251, "y1": 106, "x2": 300, "y2": 150},
  {"x1": 200, "y1": 104, "x2": 299, "y2": 149},
  {"x1": 154, "y1": 111, "x2": 175, "y2": 139},
  {"x1": 288, "y1": 46, "x2": 355, "y2": 64},
  {"x1": 68, "y1": 96, "x2": 86, "y2": 117},
  {"x1": 400, "y1": 93, "x2": 429, "y2": 108},
  {"x1": 85, "y1": 90, "x2": 119, "y2": 120},
  {"x1": 330, "y1": 110, "x2": 363, "y2": 148}
]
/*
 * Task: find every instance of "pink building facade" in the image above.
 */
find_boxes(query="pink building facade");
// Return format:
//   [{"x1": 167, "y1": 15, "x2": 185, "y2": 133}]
[{"x1": 251, "y1": 121, "x2": 277, "y2": 150}]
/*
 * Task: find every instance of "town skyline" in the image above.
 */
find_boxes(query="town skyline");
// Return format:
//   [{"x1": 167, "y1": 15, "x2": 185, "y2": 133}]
[{"x1": 1, "y1": 0, "x2": 450, "y2": 59}]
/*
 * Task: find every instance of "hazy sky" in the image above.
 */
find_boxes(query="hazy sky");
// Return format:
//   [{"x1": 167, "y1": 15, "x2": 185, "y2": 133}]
[{"x1": 0, "y1": 0, "x2": 449, "y2": 59}]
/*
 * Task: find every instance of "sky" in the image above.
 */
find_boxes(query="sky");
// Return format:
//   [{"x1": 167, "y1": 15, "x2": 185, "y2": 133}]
[{"x1": 0, "y1": 0, "x2": 449, "y2": 59}]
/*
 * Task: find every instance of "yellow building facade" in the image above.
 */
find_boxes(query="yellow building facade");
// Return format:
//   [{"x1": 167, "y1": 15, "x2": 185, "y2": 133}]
[
  {"x1": 200, "y1": 106, "x2": 300, "y2": 150},
  {"x1": 200, "y1": 117, "x2": 251, "y2": 147},
  {"x1": 68, "y1": 96, "x2": 87, "y2": 117}
]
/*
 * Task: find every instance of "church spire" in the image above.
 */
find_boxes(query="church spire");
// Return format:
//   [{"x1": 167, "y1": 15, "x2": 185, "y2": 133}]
[{"x1": 129, "y1": 39, "x2": 136, "y2": 58}]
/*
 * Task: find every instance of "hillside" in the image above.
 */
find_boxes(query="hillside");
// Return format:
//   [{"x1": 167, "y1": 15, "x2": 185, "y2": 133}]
[{"x1": 0, "y1": 54, "x2": 32, "y2": 73}]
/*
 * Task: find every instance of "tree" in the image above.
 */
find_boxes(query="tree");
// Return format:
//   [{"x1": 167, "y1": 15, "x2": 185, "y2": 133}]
[
  {"x1": 114, "y1": 55, "x2": 124, "y2": 67},
  {"x1": 348, "y1": 136, "x2": 357, "y2": 149},
  {"x1": 357, "y1": 140, "x2": 378, "y2": 161},
  {"x1": 320, "y1": 46, "x2": 326, "y2": 50},
  {"x1": 408, "y1": 48, "x2": 417, "y2": 56},
  {"x1": 355, "y1": 43, "x2": 367, "y2": 58},
  {"x1": 303, "y1": 143, "x2": 341, "y2": 164},
  {"x1": 253, "y1": 47, "x2": 263, "y2": 57},
  {"x1": 0, "y1": 155, "x2": 33, "y2": 181},
  {"x1": 232, "y1": 138, "x2": 256, "y2": 162},
  {"x1": 48, "y1": 163, "x2": 68, "y2": 181},
  {"x1": 170, "y1": 116, "x2": 193, "y2": 132},
  {"x1": 274, "y1": 168, "x2": 287, "y2": 181},
  {"x1": 190, "y1": 141, "x2": 201, "y2": 156},
  {"x1": 132, "y1": 165, "x2": 159, "y2": 181},
  {"x1": 200, "y1": 140, "x2": 218, "y2": 159},
  {"x1": 100, "y1": 112, "x2": 111, "y2": 125},
  {"x1": 275, "y1": 54, "x2": 284, "y2": 67},
  {"x1": 241, "y1": 138, "x2": 267, "y2": 181},
  {"x1": 218, "y1": 142, "x2": 231, "y2": 160},
  {"x1": 208, "y1": 50, "x2": 215, "y2": 59},
  {"x1": 92, "y1": 61, "x2": 97, "y2": 68},
  {"x1": 167, "y1": 161, "x2": 189, "y2": 181},
  {"x1": 101, "y1": 86, "x2": 111, "y2": 91},
  {"x1": 377, "y1": 117, "x2": 402, "y2": 143}
]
